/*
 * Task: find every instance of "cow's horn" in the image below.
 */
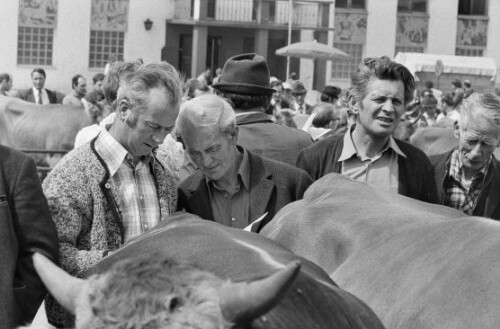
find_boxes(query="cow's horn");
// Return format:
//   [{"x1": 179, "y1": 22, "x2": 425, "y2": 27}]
[
  {"x1": 32, "y1": 252, "x2": 85, "y2": 314},
  {"x1": 219, "y1": 260, "x2": 301, "y2": 323}
]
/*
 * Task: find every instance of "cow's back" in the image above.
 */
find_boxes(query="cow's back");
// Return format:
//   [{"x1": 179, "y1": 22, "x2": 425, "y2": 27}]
[
  {"x1": 94, "y1": 213, "x2": 385, "y2": 329},
  {"x1": 262, "y1": 174, "x2": 500, "y2": 329}
]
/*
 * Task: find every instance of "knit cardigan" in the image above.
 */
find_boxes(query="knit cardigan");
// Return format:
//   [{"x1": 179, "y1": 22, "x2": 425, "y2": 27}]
[{"x1": 42, "y1": 137, "x2": 178, "y2": 326}]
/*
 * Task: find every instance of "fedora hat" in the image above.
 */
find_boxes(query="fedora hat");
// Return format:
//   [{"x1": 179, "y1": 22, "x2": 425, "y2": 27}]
[
  {"x1": 212, "y1": 53, "x2": 275, "y2": 95},
  {"x1": 322, "y1": 85, "x2": 341, "y2": 99},
  {"x1": 291, "y1": 81, "x2": 307, "y2": 95}
]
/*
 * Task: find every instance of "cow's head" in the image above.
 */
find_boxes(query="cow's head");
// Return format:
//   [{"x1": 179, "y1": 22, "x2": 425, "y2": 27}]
[{"x1": 34, "y1": 253, "x2": 300, "y2": 329}]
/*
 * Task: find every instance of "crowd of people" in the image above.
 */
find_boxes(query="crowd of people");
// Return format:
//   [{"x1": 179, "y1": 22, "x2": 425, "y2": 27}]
[{"x1": 2, "y1": 52, "x2": 500, "y2": 328}]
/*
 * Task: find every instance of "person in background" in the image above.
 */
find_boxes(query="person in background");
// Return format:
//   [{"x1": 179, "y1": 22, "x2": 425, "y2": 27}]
[
  {"x1": 17, "y1": 68, "x2": 58, "y2": 104},
  {"x1": 290, "y1": 80, "x2": 312, "y2": 115},
  {"x1": 197, "y1": 67, "x2": 212, "y2": 86},
  {"x1": 182, "y1": 78, "x2": 210, "y2": 101},
  {"x1": 320, "y1": 85, "x2": 342, "y2": 105},
  {"x1": 212, "y1": 53, "x2": 312, "y2": 166},
  {"x1": 419, "y1": 93, "x2": 439, "y2": 127},
  {"x1": 0, "y1": 144, "x2": 58, "y2": 328},
  {"x1": 85, "y1": 73, "x2": 106, "y2": 108},
  {"x1": 463, "y1": 79, "x2": 474, "y2": 98},
  {"x1": 266, "y1": 79, "x2": 290, "y2": 115},
  {"x1": 62, "y1": 74, "x2": 88, "y2": 107},
  {"x1": 451, "y1": 78, "x2": 465, "y2": 108},
  {"x1": 176, "y1": 94, "x2": 312, "y2": 232},
  {"x1": 0, "y1": 73, "x2": 13, "y2": 96},
  {"x1": 431, "y1": 93, "x2": 500, "y2": 220},
  {"x1": 297, "y1": 56, "x2": 438, "y2": 203},
  {"x1": 212, "y1": 67, "x2": 223, "y2": 85}
]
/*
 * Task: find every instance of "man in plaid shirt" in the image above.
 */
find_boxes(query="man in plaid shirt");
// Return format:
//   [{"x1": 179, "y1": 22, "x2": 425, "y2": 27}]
[
  {"x1": 43, "y1": 61, "x2": 182, "y2": 327},
  {"x1": 431, "y1": 93, "x2": 500, "y2": 220}
]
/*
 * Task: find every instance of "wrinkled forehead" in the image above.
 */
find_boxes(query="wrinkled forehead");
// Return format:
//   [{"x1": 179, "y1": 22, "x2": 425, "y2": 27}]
[{"x1": 460, "y1": 124, "x2": 500, "y2": 144}]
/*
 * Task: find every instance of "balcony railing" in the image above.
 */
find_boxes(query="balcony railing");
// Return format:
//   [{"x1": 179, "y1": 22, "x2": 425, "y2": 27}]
[{"x1": 173, "y1": 0, "x2": 331, "y2": 29}]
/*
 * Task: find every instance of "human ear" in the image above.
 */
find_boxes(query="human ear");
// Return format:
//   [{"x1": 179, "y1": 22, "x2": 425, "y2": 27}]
[{"x1": 453, "y1": 121, "x2": 460, "y2": 139}]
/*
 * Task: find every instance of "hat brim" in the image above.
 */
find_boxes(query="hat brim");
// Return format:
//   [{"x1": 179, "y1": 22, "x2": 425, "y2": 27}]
[{"x1": 212, "y1": 82, "x2": 275, "y2": 95}]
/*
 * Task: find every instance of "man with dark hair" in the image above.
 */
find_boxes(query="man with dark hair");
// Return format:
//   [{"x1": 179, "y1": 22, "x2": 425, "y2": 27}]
[
  {"x1": 0, "y1": 73, "x2": 13, "y2": 96},
  {"x1": 290, "y1": 80, "x2": 312, "y2": 115},
  {"x1": 297, "y1": 56, "x2": 438, "y2": 203},
  {"x1": 63, "y1": 74, "x2": 87, "y2": 107},
  {"x1": 18, "y1": 68, "x2": 58, "y2": 104},
  {"x1": 212, "y1": 53, "x2": 312, "y2": 165},
  {"x1": 85, "y1": 72, "x2": 106, "y2": 107},
  {"x1": 43, "y1": 61, "x2": 183, "y2": 327},
  {"x1": 0, "y1": 144, "x2": 59, "y2": 328}
]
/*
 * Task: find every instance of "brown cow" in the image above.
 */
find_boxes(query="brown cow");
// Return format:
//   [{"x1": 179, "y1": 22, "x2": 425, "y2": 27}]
[
  {"x1": 262, "y1": 174, "x2": 500, "y2": 329},
  {"x1": 0, "y1": 95, "x2": 94, "y2": 167}
]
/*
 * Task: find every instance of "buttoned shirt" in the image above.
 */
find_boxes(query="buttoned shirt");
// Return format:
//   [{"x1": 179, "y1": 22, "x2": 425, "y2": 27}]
[
  {"x1": 206, "y1": 148, "x2": 250, "y2": 229},
  {"x1": 95, "y1": 128, "x2": 160, "y2": 242},
  {"x1": 443, "y1": 148, "x2": 490, "y2": 215},
  {"x1": 339, "y1": 128, "x2": 405, "y2": 193},
  {"x1": 33, "y1": 87, "x2": 50, "y2": 105}
]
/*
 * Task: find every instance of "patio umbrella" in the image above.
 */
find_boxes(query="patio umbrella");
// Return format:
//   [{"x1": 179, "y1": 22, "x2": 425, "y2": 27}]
[
  {"x1": 275, "y1": 41, "x2": 350, "y2": 87},
  {"x1": 275, "y1": 41, "x2": 350, "y2": 61}
]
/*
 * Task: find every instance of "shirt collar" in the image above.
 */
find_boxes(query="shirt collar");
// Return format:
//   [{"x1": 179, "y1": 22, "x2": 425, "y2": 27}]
[
  {"x1": 96, "y1": 128, "x2": 153, "y2": 177},
  {"x1": 338, "y1": 124, "x2": 406, "y2": 162}
]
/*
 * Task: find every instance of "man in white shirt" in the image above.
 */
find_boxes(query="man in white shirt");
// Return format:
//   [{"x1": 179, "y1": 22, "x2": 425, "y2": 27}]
[{"x1": 18, "y1": 68, "x2": 58, "y2": 104}]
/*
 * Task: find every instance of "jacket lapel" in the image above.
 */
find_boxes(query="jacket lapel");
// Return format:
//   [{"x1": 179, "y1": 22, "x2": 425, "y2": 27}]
[
  {"x1": 248, "y1": 153, "x2": 274, "y2": 221},
  {"x1": 187, "y1": 172, "x2": 215, "y2": 221},
  {"x1": 152, "y1": 158, "x2": 177, "y2": 220},
  {"x1": 483, "y1": 158, "x2": 500, "y2": 218}
]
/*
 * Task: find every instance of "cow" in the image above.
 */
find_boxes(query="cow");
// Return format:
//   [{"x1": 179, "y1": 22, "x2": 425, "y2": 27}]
[
  {"x1": 34, "y1": 212, "x2": 385, "y2": 329},
  {"x1": 0, "y1": 95, "x2": 96, "y2": 167},
  {"x1": 261, "y1": 173, "x2": 500, "y2": 329}
]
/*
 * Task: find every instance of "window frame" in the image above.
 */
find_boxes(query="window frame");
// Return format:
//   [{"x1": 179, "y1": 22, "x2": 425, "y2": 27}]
[
  {"x1": 17, "y1": 26, "x2": 54, "y2": 66},
  {"x1": 335, "y1": 0, "x2": 366, "y2": 10}
]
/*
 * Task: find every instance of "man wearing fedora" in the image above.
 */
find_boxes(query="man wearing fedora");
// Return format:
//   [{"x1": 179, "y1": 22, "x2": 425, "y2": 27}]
[
  {"x1": 212, "y1": 53, "x2": 312, "y2": 166},
  {"x1": 290, "y1": 80, "x2": 312, "y2": 115},
  {"x1": 321, "y1": 85, "x2": 342, "y2": 105}
]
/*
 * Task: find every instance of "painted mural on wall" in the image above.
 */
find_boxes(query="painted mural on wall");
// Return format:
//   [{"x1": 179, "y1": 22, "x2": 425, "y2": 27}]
[
  {"x1": 91, "y1": 0, "x2": 129, "y2": 31},
  {"x1": 334, "y1": 13, "x2": 367, "y2": 43},
  {"x1": 18, "y1": 0, "x2": 58, "y2": 27},
  {"x1": 396, "y1": 15, "x2": 428, "y2": 46},
  {"x1": 456, "y1": 18, "x2": 488, "y2": 47}
]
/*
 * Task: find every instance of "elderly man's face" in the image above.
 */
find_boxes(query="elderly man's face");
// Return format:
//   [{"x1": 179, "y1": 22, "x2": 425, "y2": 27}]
[
  {"x1": 353, "y1": 77, "x2": 405, "y2": 138},
  {"x1": 456, "y1": 121, "x2": 500, "y2": 174},
  {"x1": 120, "y1": 88, "x2": 179, "y2": 158},
  {"x1": 184, "y1": 127, "x2": 237, "y2": 183}
]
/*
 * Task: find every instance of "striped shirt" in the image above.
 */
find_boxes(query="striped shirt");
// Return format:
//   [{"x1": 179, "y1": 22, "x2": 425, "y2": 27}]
[
  {"x1": 95, "y1": 128, "x2": 160, "y2": 242},
  {"x1": 443, "y1": 148, "x2": 490, "y2": 215}
]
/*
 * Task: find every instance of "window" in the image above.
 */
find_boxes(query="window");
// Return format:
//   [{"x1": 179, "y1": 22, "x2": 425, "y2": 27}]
[
  {"x1": 17, "y1": 0, "x2": 57, "y2": 66},
  {"x1": 335, "y1": 0, "x2": 365, "y2": 10},
  {"x1": 17, "y1": 26, "x2": 54, "y2": 65},
  {"x1": 89, "y1": 30, "x2": 124, "y2": 68},
  {"x1": 89, "y1": 0, "x2": 128, "y2": 69},
  {"x1": 331, "y1": 43, "x2": 363, "y2": 79},
  {"x1": 395, "y1": 45, "x2": 424, "y2": 54},
  {"x1": 458, "y1": 0, "x2": 487, "y2": 15},
  {"x1": 455, "y1": 47, "x2": 484, "y2": 56},
  {"x1": 398, "y1": 0, "x2": 427, "y2": 13}
]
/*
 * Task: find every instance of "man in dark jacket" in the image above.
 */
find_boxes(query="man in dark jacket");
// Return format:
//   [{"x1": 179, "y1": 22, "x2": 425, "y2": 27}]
[
  {"x1": 0, "y1": 144, "x2": 59, "y2": 328},
  {"x1": 430, "y1": 93, "x2": 500, "y2": 219},
  {"x1": 17, "y1": 68, "x2": 58, "y2": 104},
  {"x1": 212, "y1": 53, "x2": 312, "y2": 166},
  {"x1": 176, "y1": 94, "x2": 312, "y2": 232}
]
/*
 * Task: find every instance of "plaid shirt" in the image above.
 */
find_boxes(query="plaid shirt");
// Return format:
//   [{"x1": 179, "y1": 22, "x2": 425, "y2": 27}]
[
  {"x1": 443, "y1": 148, "x2": 490, "y2": 215},
  {"x1": 95, "y1": 129, "x2": 160, "y2": 242}
]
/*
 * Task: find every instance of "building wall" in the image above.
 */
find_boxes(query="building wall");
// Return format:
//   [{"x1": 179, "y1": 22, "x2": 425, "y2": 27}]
[{"x1": 0, "y1": 0, "x2": 172, "y2": 95}]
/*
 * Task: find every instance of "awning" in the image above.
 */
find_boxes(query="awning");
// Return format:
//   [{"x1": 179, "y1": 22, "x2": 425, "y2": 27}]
[{"x1": 394, "y1": 52, "x2": 497, "y2": 80}]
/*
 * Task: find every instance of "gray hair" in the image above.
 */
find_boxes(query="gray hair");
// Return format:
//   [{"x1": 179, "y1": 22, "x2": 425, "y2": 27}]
[
  {"x1": 459, "y1": 93, "x2": 500, "y2": 132},
  {"x1": 176, "y1": 94, "x2": 237, "y2": 142},
  {"x1": 116, "y1": 61, "x2": 183, "y2": 125}
]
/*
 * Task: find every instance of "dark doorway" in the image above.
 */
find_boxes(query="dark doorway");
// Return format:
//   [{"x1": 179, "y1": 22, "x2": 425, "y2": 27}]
[
  {"x1": 267, "y1": 38, "x2": 287, "y2": 81},
  {"x1": 179, "y1": 34, "x2": 193, "y2": 78}
]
